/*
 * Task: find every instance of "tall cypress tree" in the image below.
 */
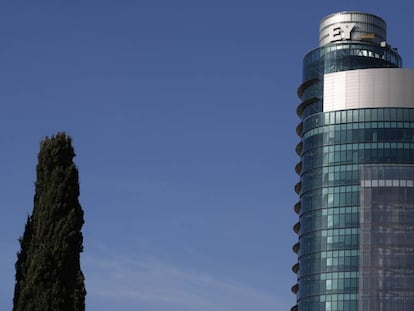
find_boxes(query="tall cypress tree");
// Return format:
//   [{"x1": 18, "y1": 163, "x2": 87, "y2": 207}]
[{"x1": 13, "y1": 132, "x2": 86, "y2": 311}]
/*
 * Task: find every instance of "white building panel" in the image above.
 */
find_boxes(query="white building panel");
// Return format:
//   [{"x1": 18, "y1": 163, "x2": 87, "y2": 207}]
[
  {"x1": 323, "y1": 68, "x2": 414, "y2": 111},
  {"x1": 359, "y1": 71, "x2": 374, "y2": 105}
]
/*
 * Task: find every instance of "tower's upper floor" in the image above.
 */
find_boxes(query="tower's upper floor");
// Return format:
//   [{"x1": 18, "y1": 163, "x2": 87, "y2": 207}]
[{"x1": 319, "y1": 12, "x2": 386, "y2": 46}]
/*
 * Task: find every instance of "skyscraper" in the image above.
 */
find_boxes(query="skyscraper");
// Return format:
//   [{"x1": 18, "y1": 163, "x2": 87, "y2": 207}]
[{"x1": 293, "y1": 12, "x2": 414, "y2": 311}]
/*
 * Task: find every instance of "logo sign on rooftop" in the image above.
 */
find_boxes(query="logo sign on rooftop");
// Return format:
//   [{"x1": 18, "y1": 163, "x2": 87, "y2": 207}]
[{"x1": 328, "y1": 23, "x2": 356, "y2": 42}]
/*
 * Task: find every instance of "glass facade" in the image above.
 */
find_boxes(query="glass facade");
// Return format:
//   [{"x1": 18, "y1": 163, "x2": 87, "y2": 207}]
[
  {"x1": 359, "y1": 165, "x2": 414, "y2": 310},
  {"x1": 297, "y1": 43, "x2": 401, "y2": 119},
  {"x1": 292, "y1": 12, "x2": 414, "y2": 311}
]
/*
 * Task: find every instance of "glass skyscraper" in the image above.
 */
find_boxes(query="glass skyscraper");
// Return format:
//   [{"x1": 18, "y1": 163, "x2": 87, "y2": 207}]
[{"x1": 292, "y1": 12, "x2": 414, "y2": 311}]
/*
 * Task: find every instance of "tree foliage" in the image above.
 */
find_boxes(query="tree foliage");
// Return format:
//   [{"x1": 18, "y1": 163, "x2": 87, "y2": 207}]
[{"x1": 13, "y1": 132, "x2": 86, "y2": 311}]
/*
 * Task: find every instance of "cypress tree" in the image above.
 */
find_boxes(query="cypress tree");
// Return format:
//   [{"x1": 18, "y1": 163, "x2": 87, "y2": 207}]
[{"x1": 13, "y1": 132, "x2": 86, "y2": 311}]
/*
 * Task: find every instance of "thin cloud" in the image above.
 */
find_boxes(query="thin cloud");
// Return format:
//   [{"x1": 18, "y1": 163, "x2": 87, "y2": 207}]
[{"x1": 83, "y1": 250, "x2": 288, "y2": 311}]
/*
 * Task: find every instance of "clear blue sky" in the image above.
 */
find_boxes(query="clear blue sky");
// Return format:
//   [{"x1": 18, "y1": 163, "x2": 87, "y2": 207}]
[{"x1": 1, "y1": 1, "x2": 413, "y2": 310}]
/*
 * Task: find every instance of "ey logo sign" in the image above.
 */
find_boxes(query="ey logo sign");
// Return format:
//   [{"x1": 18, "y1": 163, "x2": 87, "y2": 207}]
[{"x1": 328, "y1": 23, "x2": 356, "y2": 42}]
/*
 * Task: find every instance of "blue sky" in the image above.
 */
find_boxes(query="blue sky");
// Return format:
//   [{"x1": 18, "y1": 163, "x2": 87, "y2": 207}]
[{"x1": 1, "y1": 1, "x2": 414, "y2": 310}]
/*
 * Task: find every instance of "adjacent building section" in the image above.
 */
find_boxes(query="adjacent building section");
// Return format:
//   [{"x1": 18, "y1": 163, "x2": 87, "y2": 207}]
[
  {"x1": 293, "y1": 11, "x2": 414, "y2": 311},
  {"x1": 359, "y1": 165, "x2": 414, "y2": 310}
]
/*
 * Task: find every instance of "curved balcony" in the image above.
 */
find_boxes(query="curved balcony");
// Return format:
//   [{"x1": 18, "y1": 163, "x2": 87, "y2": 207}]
[
  {"x1": 296, "y1": 122, "x2": 303, "y2": 137},
  {"x1": 291, "y1": 283, "x2": 299, "y2": 295},
  {"x1": 292, "y1": 242, "x2": 300, "y2": 254},
  {"x1": 295, "y1": 142, "x2": 303, "y2": 156},
  {"x1": 293, "y1": 221, "x2": 300, "y2": 234},
  {"x1": 297, "y1": 78, "x2": 319, "y2": 99},
  {"x1": 296, "y1": 96, "x2": 319, "y2": 118},
  {"x1": 292, "y1": 262, "x2": 299, "y2": 274},
  {"x1": 293, "y1": 201, "x2": 301, "y2": 214},
  {"x1": 295, "y1": 162, "x2": 302, "y2": 175},
  {"x1": 290, "y1": 304, "x2": 298, "y2": 311},
  {"x1": 294, "y1": 181, "x2": 302, "y2": 195}
]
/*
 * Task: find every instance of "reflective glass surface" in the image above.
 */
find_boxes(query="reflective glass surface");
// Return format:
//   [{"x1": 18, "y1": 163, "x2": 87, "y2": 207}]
[
  {"x1": 359, "y1": 165, "x2": 414, "y2": 310},
  {"x1": 295, "y1": 107, "x2": 414, "y2": 310},
  {"x1": 294, "y1": 19, "x2": 410, "y2": 311},
  {"x1": 298, "y1": 42, "x2": 402, "y2": 119}
]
